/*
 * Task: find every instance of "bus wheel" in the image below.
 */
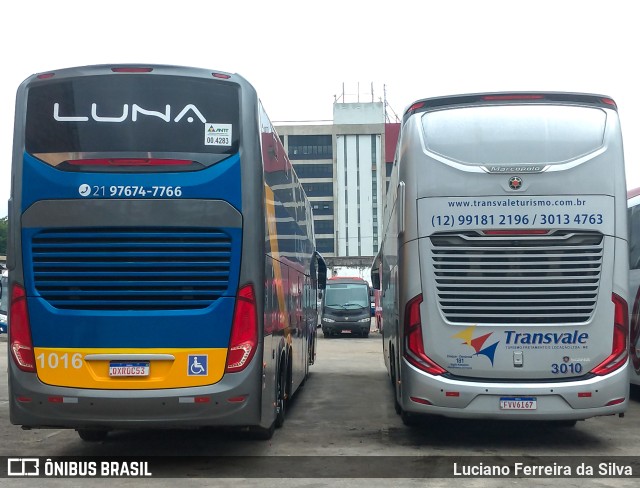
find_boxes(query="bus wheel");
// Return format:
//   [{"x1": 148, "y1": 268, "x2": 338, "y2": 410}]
[
  {"x1": 275, "y1": 362, "x2": 286, "y2": 428},
  {"x1": 553, "y1": 420, "x2": 577, "y2": 428},
  {"x1": 401, "y1": 410, "x2": 419, "y2": 427},
  {"x1": 248, "y1": 422, "x2": 275, "y2": 440},
  {"x1": 77, "y1": 429, "x2": 108, "y2": 442}
]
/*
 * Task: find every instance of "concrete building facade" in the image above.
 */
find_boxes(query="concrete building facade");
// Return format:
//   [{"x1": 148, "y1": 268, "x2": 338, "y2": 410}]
[{"x1": 276, "y1": 102, "x2": 398, "y2": 259}]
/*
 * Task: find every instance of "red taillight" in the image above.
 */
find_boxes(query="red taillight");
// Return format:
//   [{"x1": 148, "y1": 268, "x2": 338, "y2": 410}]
[
  {"x1": 601, "y1": 98, "x2": 617, "y2": 108},
  {"x1": 403, "y1": 294, "x2": 446, "y2": 375},
  {"x1": 9, "y1": 284, "x2": 36, "y2": 372},
  {"x1": 66, "y1": 158, "x2": 192, "y2": 167},
  {"x1": 591, "y1": 294, "x2": 628, "y2": 376},
  {"x1": 225, "y1": 284, "x2": 258, "y2": 373},
  {"x1": 406, "y1": 102, "x2": 425, "y2": 113},
  {"x1": 37, "y1": 73, "x2": 55, "y2": 79},
  {"x1": 212, "y1": 73, "x2": 231, "y2": 79},
  {"x1": 111, "y1": 67, "x2": 153, "y2": 73},
  {"x1": 630, "y1": 286, "x2": 640, "y2": 370}
]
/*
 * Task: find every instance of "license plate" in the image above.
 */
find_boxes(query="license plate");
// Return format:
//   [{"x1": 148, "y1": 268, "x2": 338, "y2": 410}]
[
  {"x1": 499, "y1": 397, "x2": 537, "y2": 410},
  {"x1": 109, "y1": 362, "x2": 150, "y2": 377},
  {"x1": 341, "y1": 329, "x2": 352, "y2": 334}
]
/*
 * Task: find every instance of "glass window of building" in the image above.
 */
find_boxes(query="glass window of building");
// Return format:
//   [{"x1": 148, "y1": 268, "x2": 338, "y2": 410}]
[
  {"x1": 314, "y1": 220, "x2": 335, "y2": 235},
  {"x1": 316, "y1": 238, "x2": 335, "y2": 254},
  {"x1": 302, "y1": 182, "x2": 333, "y2": 197},
  {"x1": 311, "y1": 201, "x2": 334, "y2": 216},
  {"x1": 288, "y1": 135, "x2": 333, "y2": 160},
  {"x1": 293, "y1": 163, "x2": 333, "y2": 179}
]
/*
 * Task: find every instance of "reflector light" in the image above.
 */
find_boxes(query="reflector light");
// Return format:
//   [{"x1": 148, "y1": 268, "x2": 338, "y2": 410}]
[
  {"x1": 227, "y1": 396, "x2": 247, "y2": 403},
  {"x1": 406, "y1": 102, "x2": 425, "y2": 113},
  {"x1": 212, "y1": 73, "x2": 231, "y2": 79},
  {"x1": 37, "y1": 73, "x2": 55, "y2": 80},
  {"x1": 445, "y1": 391, "x2": 460, "y2": 397},
  {"x1": 17, "y1": 397, "x2": 32, "y2": 403},
  {"x1": 48, "y1": 396, "x2": 64, "y2": 403},
  {"x1": 66, "y1": 158, "x2": 192, "y2": 167},
  {"x1": 9, "y1": 284, "x2": 36, "y2": 372},
  {"x1": 410, "y1": 396, "x2": 432, "y2": 405},
  {"x1": 483, "y1": 229, "x2": 549, "y2": 236},
  {"x1": 111, "y1": 67, "x2": 153, "y2": 73},
  {"x1": 591, "y1": 294, "x2": 628, "y2": 376},
  {"x1": 605, "y1": 398, "x2": 625, "y2": 406},
  {"x1": 578, "y1": 392, "x2": 592, "y2": 398},
  {"x1": 226, "y1": 284, "x2": 258, "y2": 373},
  {"x1": 482, "y1": 94, "x2": 544, "y2": 101},
  {"x1": 403, "y1": 294, "x2": 446, "y2": 375},
  {"x1": 194, "y1": 397, "x2": 211, "y2": 404}
]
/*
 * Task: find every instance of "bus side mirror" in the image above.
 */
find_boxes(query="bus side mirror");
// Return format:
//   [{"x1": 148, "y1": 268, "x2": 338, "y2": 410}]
[{"x1": 317, "y1": 254, "x2": 327, "y2": 290}]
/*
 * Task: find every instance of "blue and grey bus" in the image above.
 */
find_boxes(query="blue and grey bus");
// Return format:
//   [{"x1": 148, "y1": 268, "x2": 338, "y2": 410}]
[{"x1": 7, "y1": 64, "x2": 326, "y2": 440}]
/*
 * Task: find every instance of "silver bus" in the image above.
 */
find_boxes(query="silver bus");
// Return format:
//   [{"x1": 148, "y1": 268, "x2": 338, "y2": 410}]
[{"x1": 372, "y1": 92, "x2": 629, "y2": 425}]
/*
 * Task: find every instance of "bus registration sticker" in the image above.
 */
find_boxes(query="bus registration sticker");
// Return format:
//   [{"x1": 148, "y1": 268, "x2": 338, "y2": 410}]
[
  {"x1": 205, "y1": 123, "x2": 232, "y2": 146},
  {"x1": 499, "y1": 397, "x2": 537, "y2": 410},
  {"x1": 109, "y1": 362, "x2": 150, "y2": 377}
]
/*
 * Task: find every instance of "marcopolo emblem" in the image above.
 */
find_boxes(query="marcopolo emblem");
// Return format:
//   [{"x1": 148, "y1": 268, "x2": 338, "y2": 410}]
[{"x1": 508, "y1": 176, "x2": 523, "y2": 190}]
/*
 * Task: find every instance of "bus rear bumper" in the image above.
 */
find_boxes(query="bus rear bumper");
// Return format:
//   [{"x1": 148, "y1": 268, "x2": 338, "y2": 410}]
[
  {"x1": 400, "y1": 359, "x2": 630, "y2": 420},
  {"x1": 9, "y1": 360, "x2": 264, "y2": 430}
]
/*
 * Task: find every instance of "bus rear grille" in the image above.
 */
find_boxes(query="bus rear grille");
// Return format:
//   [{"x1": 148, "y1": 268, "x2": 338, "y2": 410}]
[
  {"x1": 30, "y1": 227, "x2": 233, "y2": 310},
  {"x1": 431, "y1": 231, "x2": 603, "y2": 324}
]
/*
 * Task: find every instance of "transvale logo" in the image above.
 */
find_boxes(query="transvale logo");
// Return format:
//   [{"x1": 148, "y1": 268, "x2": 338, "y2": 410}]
[{"x1": 452, "y1": 326, "x2": 499, "y2": 366}]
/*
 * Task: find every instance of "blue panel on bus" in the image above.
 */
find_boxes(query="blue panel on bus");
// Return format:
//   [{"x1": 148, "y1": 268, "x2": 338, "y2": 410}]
[
  {"x1": 20, "y1": 152, "x2": 243, "y2": 213},
  {"x1": 26, "y1": 296, "x2": 237, "y2": 348},
  {"x1": 21, "y1": 222, "x2": 242, "y2": 348}
]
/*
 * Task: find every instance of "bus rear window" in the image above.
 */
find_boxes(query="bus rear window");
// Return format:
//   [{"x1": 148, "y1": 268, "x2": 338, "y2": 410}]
[
  {"x1": 25, "y1": 75, "x2": 240, "y2": 165},
  {"x1": 421, "y1": 105, "x2": 606, "y2": 166}
]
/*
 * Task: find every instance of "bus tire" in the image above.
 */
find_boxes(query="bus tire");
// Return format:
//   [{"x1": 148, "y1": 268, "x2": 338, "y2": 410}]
[
  {"x1": 275, "y1": 360, "x2": 287, "y2": 428},
  {"x1": 77, "y1": 429, "x2": 108, "y2": 442},
  {"x1": 400, "y1": 410, "x2": 419, "y2": 427},
  {"x1": 248, "y1": 422, "x2": 275, "y2": 440}
]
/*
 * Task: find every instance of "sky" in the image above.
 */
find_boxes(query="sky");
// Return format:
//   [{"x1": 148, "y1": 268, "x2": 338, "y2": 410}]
[{"x1": 1, "y1": 0, "x2": 638, "y2": 218}]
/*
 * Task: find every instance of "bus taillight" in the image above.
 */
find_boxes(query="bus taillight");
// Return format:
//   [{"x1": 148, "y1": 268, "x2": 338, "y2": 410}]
[
  {"x1": 226, "y1": 284, "x2": 258, "y2": 373},
  {"x1": 10, "y1": 284, "x2": 36, "y2": 373},
  {"x1": 403, "y1": 294, "x2": 446, "y2": 375},
  {"x1": 591, "y1": 294, "x2": 629, "y2": 376}
]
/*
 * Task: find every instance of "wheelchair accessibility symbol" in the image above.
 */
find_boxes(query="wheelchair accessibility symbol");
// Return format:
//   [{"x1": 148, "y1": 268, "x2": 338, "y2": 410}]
[{"x1": 188, "y1": 355, "x2": 208, "y2": 376}]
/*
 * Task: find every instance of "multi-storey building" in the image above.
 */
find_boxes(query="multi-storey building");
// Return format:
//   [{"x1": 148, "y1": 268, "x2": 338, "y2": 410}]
[{"x1": 276, "y1": 102, "x2": 399, "y2": 258}]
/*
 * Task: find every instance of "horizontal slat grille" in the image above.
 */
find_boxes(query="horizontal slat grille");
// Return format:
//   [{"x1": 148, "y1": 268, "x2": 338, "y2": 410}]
[
  {"x1": 31, "y1": 228, "x2": 233, "y2": 310},
  {"x1": 431, "y1": 231, "x2": 603, "y2": 324}
]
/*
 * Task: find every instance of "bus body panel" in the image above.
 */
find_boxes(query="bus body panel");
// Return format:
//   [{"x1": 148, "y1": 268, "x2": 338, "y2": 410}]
[
  {"x1": 379, "y1": 93, "x2": 630, "y2": 421},
  {"x1": 8, "y1": 65, "x2": 322, "y2": 434},
  {"x1": 627, "y1": 191, "x2": 640, "y2": 386}
]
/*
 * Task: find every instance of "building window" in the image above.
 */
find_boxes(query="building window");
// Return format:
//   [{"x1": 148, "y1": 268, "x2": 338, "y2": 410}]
[
  {"x1": 302, "y1": 182, "x2": 333, "y2": 197},
  {"x1": 311, "y1": 201, "x2": 334, "y2": 216},
  {"x1": 288, "y1": 135, "x2": 332, "y2": 160},
  {"x1": 314, "y1": 220, "x2": 334, "y2": 235},
  {"x1": 293, "y1": 163, "x2": 333, "y2": 179},
  {"x1": 316, "y1": 238, "x2": 335, "y2": 254}
]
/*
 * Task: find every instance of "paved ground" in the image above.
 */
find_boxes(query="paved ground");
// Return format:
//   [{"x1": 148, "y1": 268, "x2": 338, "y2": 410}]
[{"x1": 1, "y1": 332, "x2": 639, "y2": 486}]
